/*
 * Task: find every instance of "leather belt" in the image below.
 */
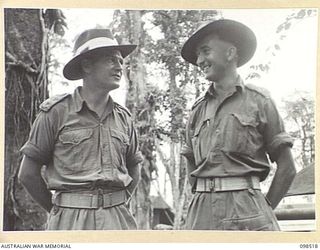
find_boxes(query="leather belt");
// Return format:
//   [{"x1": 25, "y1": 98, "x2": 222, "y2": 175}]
[
  {"x1": 195, "y1": 176, "x2": 260, "y2": 192},
  {"x1": 52, "y1": 189, "x2": 127, "y2": 209}
]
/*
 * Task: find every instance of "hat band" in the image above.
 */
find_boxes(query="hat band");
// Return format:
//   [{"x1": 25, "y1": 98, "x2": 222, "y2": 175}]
[{"x1": 74, "y1": 37, "x2": 119, "y2": 56}]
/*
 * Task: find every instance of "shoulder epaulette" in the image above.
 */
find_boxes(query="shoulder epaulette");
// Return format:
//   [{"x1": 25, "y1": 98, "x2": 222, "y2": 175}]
[
  {"x1": 191, "y1": 96, "x2": 205, "y2": 110},
  {"x1": 245, "y1": 84, "x2": 271, "y2": 98},
  {"x1": 39, "y1": 93, "x2": 70, "y2": 112},
  {"x1": 114, "y1": 102, "x2": 132, "y2": 117}
]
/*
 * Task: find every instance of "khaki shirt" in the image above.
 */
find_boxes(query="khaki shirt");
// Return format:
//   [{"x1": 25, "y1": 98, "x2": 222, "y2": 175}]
[
  {"x1": 181, "y1": 77, "x2": 293, "y2": 181},
  {"x1": 21, "y1": 87, "x2": 143, "y2": 191}
]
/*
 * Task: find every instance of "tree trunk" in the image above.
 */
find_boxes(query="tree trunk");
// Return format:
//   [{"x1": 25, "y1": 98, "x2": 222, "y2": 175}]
[
  {"x1": 112, "y1": 10, "x2": 155, "y2": 229},
  {"x1": 127, "y1": 10, "x2": 152, "y2": 230},
  {"x1": 4, "y1": 8, "x2": 48, "y2": 230}
]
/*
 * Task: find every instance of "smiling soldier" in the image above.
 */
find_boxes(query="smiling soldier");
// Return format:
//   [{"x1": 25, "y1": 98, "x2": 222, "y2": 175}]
[
  {"x1": 180, "y1": 19, "x2": 296, "y2": 230},
  {"x1": 18, "y1": 29, "x2": 143, "y2": 230}
]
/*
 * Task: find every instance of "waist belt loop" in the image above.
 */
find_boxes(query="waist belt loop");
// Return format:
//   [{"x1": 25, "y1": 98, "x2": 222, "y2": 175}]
[
  {"x1": 102, "y1": 192, "x2": 112, "y2": 208},
  {"x1": 97, "y1": 188, "x2": 104, "y2": 207}
]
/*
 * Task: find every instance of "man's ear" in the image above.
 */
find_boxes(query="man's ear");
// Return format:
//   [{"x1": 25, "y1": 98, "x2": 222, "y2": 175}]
[
  {"x1": 80, "y1": 58, "x2": 92, "y2": 75},
  {"x1": 226, "y1": 46, "x2": 238, "y2": 62}
]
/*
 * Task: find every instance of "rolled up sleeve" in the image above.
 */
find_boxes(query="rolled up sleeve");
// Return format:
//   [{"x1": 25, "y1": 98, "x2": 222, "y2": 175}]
[
  {"x1": 181, "y1": 145, "x2": 194, "y2": 161},
  {"x1": 126, "y1": 121, "x2": 144, "y2": 168},
  {"x1": 20, "y1": 111, "x2": 56, "y2": 165},
  {"x1": 181, "y1": 116, "x2": 195, "y2": 163},
  {"x1": 262, "y1": 98, "x2": 294, "y2": 162}
]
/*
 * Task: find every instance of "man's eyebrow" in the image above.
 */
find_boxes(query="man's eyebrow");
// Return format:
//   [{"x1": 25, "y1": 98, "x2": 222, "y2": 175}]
[
  {"x1": 113, "y1": 53, "x2": 123, "y2": 58},
  {"x1": 105, "y1": 54, "x2": 123, "y2": 60},
  {"x1": 196, "y1": 45, "x2": 210, "y2": 54},
  {"x1": 107, "y1": 55, "x2": 124, "y2": 64}
]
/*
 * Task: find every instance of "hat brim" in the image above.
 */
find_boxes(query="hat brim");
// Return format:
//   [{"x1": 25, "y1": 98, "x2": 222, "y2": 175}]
[
  {"x1": 63, "y1": 44, "x2": 137, "y2": 80},
  {"x1": 181, "y1": 19, "x2": 257, "y2": 67}
]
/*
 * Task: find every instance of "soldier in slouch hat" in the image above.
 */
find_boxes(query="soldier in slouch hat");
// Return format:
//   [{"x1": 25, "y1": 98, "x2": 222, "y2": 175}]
[{"x1": 181, "y1": 19, "x2": 296, "y2": 230}]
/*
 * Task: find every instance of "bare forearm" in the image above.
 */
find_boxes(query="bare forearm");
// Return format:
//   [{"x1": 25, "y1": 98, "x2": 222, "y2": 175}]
[
  {"x1": 21, "y1": 175, "x2": 52, "y2": 212},
  {"x1": 127, "y1": 164, "x2": 141, "y2": 195},
  {"x1": 266, "y1": 147, "x2": 296, "y2": 209},
  {"x1": 185, "y1": 158, "x2": 197, "y2": 188},
  {"x1": 18, "y1": 156, "x2": 53, "y2": 213}
]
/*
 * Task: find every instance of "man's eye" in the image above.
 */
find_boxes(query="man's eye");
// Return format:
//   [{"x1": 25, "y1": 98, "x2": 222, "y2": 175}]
[
  {"x1": 106, "y1": 57, "x2": 123, "y2": 65},
  {"x1": 203, "y1": 49, "x2": 211, "y2": 54},
  {"x1": 197, "y1": 49, "x2": 211, "y2": 57}
]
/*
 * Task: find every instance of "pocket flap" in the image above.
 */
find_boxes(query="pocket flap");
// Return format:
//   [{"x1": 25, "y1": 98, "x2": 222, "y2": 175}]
[
  {"x1": 232, "y1": 113, "x2": 257, "y2": 127},
  {"x1": 193, "y1": 120, "x2": 208, "y2": 137},
  {"x1": 111, "y1": 129, "x2": 129, "y2": 145},
  {"x1": 59, "y1": 129, "x2": 93, "y2": 145}
]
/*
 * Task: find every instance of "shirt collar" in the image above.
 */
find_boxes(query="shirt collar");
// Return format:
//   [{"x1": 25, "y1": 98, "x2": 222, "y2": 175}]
[
  {"x1": 71, "y1": 86, "x2": 115, "y2": 115},
  {"x1": 205, "y1": 75, "x2": 244, "y2": 98},
  {"x1": 72, "y1": 86, "x2": 85, "y2": 113}
]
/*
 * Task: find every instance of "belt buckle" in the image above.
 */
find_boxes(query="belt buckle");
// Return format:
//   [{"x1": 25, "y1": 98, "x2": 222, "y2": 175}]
[
  {"x1": 210, "y1": 178, "x2": 215, "y2": 192},
  {"x1": 97, "y1": 188, "x2": 104, "y2": 208},
  {"x1": 210, "y1": 178, "x2": 222, "y2": 192}
]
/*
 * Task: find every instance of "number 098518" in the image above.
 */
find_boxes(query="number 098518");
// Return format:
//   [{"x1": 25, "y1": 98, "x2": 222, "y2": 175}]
[{"x1": 300, "y1": 244, "x2": 318, "y2": 248}]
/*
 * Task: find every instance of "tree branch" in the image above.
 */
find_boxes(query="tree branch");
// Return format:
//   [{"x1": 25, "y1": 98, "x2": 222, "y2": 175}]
[{"x1": 5, "y1": 51, "x2": 38, "y2": 74}]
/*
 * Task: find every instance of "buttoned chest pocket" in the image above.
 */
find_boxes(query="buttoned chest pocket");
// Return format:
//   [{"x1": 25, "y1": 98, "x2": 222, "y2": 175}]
[
  {"x1": 110, "y1": 129, "x2": 129, "y2": 172},
  {"x1": 191, "y1": 121, "x2": 209, "y2": 165},
  {"x1": 57, "y1": 128, "x2": 95, "y2": 174},
  {"x1": 59, "y1": 129, "x2": 92, "y2": 145},
  {"x1": 223, "y1": 113, "x2": 262, "y2": 157}
]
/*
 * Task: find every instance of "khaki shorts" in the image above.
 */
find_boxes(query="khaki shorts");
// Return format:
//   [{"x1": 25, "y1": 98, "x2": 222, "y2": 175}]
[
  {"x1": 46, "y1": 204, "x2": 137, "y2": 230},
  {"x1": 185, "y1": 188, "x2": 280, "y2": 231}
]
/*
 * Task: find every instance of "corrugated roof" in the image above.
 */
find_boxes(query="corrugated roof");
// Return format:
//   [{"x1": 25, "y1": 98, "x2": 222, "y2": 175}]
[
  {"x1": 286, "y1": 163, "x2": 314, "y2": 196},
  {"x1": 150, "y1": 195, "x2": 171, "y2": 209}
]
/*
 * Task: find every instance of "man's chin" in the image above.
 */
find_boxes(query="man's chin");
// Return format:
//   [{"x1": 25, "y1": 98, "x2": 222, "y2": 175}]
[
  {"x1": 108, "y1": 83, "x2": 120, "y2": 91},
  {"x1": 205, "y1": 75, "x2": 216, "y2": 82}
]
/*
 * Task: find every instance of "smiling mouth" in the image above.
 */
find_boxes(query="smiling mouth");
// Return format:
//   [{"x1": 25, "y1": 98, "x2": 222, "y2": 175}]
[
  {"x1": 113, "y1": 74, "x2": 121, "y2": 79},
  {"x1": 201, "y1": 65, "x2": 211, "y2": 73}
]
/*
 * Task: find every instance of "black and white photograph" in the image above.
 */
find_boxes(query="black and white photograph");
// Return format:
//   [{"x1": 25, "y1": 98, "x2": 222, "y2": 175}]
[{"x1": 2, "y1": 4, "x2": 318, "y2": 243}]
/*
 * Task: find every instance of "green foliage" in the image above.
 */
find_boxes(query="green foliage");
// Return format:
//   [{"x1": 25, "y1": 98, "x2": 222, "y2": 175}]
[
  {"x1": 276, "y1": 9, "x2": 315, "y2": 34},
  {"x1": 148, "y1": 10, "x2": 218, "y2": 136},
  {"x1": 147, "y1": 10, "x2": 219, "y2": 229},
  {"x1": 246, "y1": 8, "x2": 317, "y2": 80},
  {"x1": 44, "y1": 9, "x2": 68, "y2": 36},
  {"x1": 48, "y1": 33, "x2": 71, "y2": 83},
  {"x1": 282, "y1": 90, "x2": 315, "y2": 168}
]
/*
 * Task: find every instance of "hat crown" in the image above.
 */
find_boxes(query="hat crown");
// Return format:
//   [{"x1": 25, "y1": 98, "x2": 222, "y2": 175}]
[
  {"x1": 63, "y1": 28, "x2": 137, "y2": 80},
  {"x1": 74, "y1": 29, "x2": 115, "y2": 52},
  {"x1": 181, "y1": 19, "x2": 257, "y2": 67},
  {"x1": 195, "y1": 19, "x2": 218, "y2": 32}
]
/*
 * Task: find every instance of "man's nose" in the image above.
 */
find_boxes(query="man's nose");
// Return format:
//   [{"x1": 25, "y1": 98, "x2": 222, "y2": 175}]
[
  {"x1": 196, "y1": 54, "x2": 204, "y2": 67},
  {"x1": 114, "y1": 60, "x2": 123, "y2": 69}
]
